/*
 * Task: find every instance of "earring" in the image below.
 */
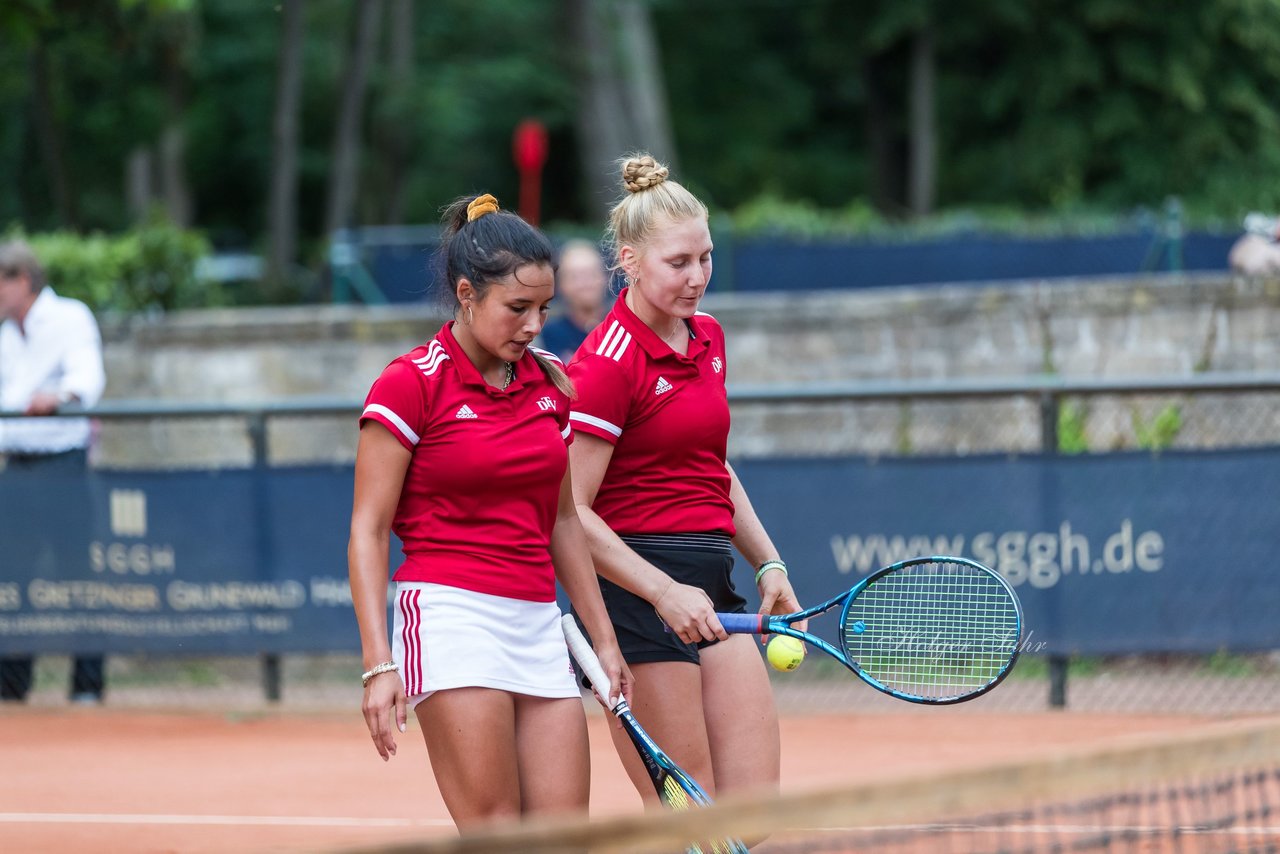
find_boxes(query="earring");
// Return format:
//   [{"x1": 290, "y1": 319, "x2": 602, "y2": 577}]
[{"x1": 465, "y1": 304, "x2": 474, "y2": 325}]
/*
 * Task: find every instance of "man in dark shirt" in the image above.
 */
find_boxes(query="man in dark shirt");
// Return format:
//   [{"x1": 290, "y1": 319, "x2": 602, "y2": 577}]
[{"x1": 538, "y1": 240, "x2": 610, "y2": 362}]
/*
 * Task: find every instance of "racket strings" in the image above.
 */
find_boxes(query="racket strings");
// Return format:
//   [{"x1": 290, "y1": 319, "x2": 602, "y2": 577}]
[
  {"x1": 661, "y1": 777, "x2": 748, "y2": 854},
  {"x1": 662, "y1": 778, "x2": 692, "y2": 810},
  {"x1": 841, "y1": 560, "x2": 1020, "y2": 701}
]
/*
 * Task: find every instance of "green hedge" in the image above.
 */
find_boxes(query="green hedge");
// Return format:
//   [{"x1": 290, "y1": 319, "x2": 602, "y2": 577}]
[
  {"x1": 11, "y1": 221, "x2": 212, "y2": 313},
  {"x1": 724, "y1": 195, "x2": 1235, "y2": 241}
]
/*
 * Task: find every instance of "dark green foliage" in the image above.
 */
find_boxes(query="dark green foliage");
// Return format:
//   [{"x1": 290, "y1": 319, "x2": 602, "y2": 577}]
[
  {"x1": 657, "y1": 0, "x2": 1280, "y2": 219},
  {"x1": 17, "y1": 219, "x2": 210, "y2": 312},
  {"x1": 1, "y1": 0, "x2": 1277, "y2": 274}
]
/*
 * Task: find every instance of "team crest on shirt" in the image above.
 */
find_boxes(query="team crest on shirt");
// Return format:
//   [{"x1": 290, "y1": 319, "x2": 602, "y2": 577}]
[
  {"x1": 536, "y1": 396, "x2": 556, "y2": 411},
  {"x1": 654, "y1": 376, "x2": 674, "y2": 395},
  {"x1": 712, "y1": 357, "x2": 723, "y2": 373},
  {"x1": 455, "y1": 404, "x2": 478, "y2": 419}
]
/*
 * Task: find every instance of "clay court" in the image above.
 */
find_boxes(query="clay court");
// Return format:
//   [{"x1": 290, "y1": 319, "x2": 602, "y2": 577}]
[{"x1": 0, "y1": 697, "x2": 1251, "y2": 854}]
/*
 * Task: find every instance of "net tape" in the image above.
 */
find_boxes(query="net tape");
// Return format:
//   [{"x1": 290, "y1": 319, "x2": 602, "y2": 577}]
[{"x1": 339, "y1": 718, "x2": 1280, "y2": 854}]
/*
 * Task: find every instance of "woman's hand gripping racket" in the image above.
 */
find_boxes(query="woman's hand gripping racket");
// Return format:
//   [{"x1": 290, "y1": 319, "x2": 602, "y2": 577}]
[
  {"x1": 722, "y1": 556, "x2": 1023, "y2": 704},
  {"x1": 560, "y1": 616, "x2": 748, "y2": 854}
]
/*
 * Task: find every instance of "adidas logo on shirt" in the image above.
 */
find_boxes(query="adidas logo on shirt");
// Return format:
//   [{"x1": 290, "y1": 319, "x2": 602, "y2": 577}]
[
  {"x1": 654, "y1": 377, "x2": 673, "y2": 396},
  {"x1": 455, "y1": 405, "x2": 478, "y2": 419}
]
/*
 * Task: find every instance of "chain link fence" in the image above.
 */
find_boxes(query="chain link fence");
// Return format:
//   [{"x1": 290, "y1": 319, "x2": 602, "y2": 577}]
[
  {"x1": 8, "y1": 375, "x2": 1280, "y2": 712},
  {"x1": 729, "y1": 375, "x2": 1280, "y2": 714}
]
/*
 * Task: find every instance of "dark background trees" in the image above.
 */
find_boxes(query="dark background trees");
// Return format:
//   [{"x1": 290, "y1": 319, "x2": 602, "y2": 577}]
[{"x1": 1, "y1": 0, "x2": 1277, "y2": 297}]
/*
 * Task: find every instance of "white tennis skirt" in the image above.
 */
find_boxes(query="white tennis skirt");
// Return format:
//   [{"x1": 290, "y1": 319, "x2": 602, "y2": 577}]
[{"x1": 392, "y1": 582, "x2": 580, "y2": 709}]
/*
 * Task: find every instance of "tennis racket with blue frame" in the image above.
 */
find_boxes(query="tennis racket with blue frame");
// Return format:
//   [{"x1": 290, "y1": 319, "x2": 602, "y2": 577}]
[
  {"x1": 724, "y1": 556, "x2": 1022, "y2": 704},
  {"x1": 560, "y1": 615, "x2": 748, "y2": 854}
]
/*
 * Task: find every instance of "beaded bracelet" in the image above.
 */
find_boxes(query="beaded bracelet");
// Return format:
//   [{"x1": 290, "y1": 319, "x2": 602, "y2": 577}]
[
  {"x1": 755, "y1": 559, "x2": 788, "y2": 585},
  {"x1": 360, "y1": 661, "x2": 400, "y2": 687}
]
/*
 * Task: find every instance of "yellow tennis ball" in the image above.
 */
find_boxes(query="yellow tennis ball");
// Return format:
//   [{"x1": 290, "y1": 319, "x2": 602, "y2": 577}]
[{"x1": 766, "y1": 635, "x2": 805, "y2": 672}]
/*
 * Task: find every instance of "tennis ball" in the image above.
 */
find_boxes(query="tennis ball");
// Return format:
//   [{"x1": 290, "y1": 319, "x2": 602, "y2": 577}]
[{"x1": 766, "y1": 635, "x2": 805, "y2": 672}]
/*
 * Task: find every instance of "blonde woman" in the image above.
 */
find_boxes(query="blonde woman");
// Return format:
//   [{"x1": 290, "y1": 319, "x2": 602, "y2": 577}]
[{"x1": 566, "y1": 156, "x2": 802, "y2": 811}]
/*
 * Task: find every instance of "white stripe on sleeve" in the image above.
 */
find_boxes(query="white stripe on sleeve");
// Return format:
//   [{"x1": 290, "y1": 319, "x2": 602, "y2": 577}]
[
  {"x1": 362, "y1": 404, "x2": 421, "y2": 445},
  {"x1": 569, "y1": 411, "x2": 622, "y2": 438},
  {"x1": 597, "y1": 321, "x2": 621, "y2": 356},
  {"x1": 610, "y1": 331, "x2": 632, "y2": 360}
]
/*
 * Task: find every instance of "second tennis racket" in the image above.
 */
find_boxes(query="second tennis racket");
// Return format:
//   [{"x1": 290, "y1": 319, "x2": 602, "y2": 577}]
[{"x1": 724, "y1": 555, "x2": 1022, "y2": 704}]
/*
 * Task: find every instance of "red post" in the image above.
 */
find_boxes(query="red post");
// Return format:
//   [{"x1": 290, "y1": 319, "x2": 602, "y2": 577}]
[{"x1": 512, "y1": 119, "x2": 548, "y2": 226}]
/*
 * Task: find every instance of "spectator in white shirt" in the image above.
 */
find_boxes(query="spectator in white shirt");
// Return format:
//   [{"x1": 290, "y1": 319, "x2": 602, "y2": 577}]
[{"x1": 0, "y1": 238, "x2": 107, "y2": 703}]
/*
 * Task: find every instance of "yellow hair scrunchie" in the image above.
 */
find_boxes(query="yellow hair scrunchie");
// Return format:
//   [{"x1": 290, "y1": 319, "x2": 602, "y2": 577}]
[{"x1": 467, "y1": 194, "x2": 500, "y2": 222}]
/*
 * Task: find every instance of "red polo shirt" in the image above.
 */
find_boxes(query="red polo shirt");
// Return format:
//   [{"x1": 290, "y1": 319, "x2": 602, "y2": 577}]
[
  {"x1": 360, "y1": 322, "x2": 573, "y2": 602},
  {"x1": 567, "y1": 289, "x2": 735, "y2": 536}
]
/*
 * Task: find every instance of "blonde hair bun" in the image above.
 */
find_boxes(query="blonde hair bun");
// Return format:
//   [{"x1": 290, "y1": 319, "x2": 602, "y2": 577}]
[
  {"x1": 622, "y1": 155, "x2": 669, "y2": 193},
  {"x1": 604, "y1": 152, "x2": 708, "y2": 273}
]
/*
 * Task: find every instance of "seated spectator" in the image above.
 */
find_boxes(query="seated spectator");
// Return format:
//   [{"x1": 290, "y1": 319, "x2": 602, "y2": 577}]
[
  {"x1": 538, "y1": 239, "x2": 611, "y2": 362},
  {"x1": 1230, "y1": 213, "x2": 1280, "y2": 275}
]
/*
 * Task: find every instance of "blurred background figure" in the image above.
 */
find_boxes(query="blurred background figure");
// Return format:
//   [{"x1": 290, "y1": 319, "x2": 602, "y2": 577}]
[
  {"x1": 1229, "y1": 213, "x2": 1280, "y2": 275},
  {"x1": 0, "y1": 239, "x2": 107, "y2": 704},
  {"x1": 539, "y1": 239, "x2": 611, "y2": 362}
]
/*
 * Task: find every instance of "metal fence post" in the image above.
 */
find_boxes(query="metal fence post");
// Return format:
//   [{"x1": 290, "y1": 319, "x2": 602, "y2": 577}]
[
  {"x1": 1164, "y1": 196, "x2": 1183, "y2": 273},
  {"x1": 1048, "y1": 655, "x2": 1068, "y2": 709},
  {"x1": 247, "y1": 411, "x2": 282, "y2": 703},
  {"x1": 712, "y1": 213, "x2": 736, "y2": 293},
  {"x1": 1039, "y1": 390, "x2": 1069, "y2": 709},
  {"x1": 262, "y1": 652, "x2": 282, "y2": 704},
  {"x1": 328, "y1": 229, "x2": 388, "y2": 305}
]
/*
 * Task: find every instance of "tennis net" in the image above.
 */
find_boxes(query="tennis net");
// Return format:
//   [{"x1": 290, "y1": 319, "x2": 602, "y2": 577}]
[{"x1": 349, "y1": 717, "x2": 1280, "y2": 854}]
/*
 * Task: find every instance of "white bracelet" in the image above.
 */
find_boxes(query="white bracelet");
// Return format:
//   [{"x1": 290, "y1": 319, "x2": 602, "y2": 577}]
[
  {"x1": 361, "y1": 661, "x2": 399, "y2": 687},
  {"x1": 755, "y1": 559, "x2": 788, "y2": 585}
]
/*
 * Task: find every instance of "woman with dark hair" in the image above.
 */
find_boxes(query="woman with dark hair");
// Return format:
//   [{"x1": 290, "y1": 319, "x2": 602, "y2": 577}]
[{"x1": 348, "y1": 194, "x2": 631, "y2": 828}]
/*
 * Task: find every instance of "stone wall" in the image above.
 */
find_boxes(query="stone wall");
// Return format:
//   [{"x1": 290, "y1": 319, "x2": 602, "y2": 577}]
[
  {"x1": 711, "y1": 273, "x2": 1280, "y2": 382},
  {"x1": 94, "y1": 273, "x2": 1280, "y2": 466}
]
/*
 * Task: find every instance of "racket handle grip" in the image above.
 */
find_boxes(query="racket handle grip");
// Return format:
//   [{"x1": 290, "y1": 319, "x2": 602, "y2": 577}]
[
  {"x1": 717, "y1": 612, "x2": 766, "y2": 634},
  {"x1": 560, "y1": 615, "x2": 616, "y2": 708}
]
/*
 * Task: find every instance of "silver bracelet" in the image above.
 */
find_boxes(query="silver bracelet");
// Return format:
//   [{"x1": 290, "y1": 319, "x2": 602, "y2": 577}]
[{"x1": 361, "y1": 661, "x2": 400, "y2": 687}]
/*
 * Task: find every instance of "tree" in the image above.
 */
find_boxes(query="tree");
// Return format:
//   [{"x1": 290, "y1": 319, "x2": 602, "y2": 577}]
[
  {"x1": 938, "y1": 0, "x2": 1280, "y2": 214},
  {"x1": 568, "y1": 0, "x2": 635, "y2": 220},
  {"x1": 908, "y1": 25, "x2": 936, "y2": 216},
  {"x1": 4, "y1": 0, "x2": 1280, "y2": 268},
  {"x1": 151, "y1": 3, "x2": 198, "y2": 228},
  {"x1": 617, "y1": 0, "x2": 677, "y2": 171},
  {"x1": 379, "y1": 0, "x2": 415, "y2": 225},
  {"x1": 2, "y1": 1, "x2": 81, "y2": 230},
  {"x1": 324, "y1": 0, "x2": 382, "y2": 237},
  {"x1": 565, "y1": 0, "x2": 679, "y2": 219},
  {"x1": 266, "y1": 0, "x2": 305, "y2": 282},
  {"x1": 30, "y1": 34, "x2": 79, "y2": 229},
  {"x1": 843, "y1": 0, "x2": 935, "y2": 217}
]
